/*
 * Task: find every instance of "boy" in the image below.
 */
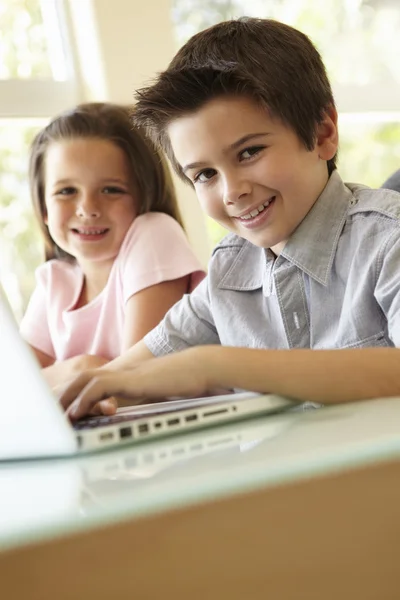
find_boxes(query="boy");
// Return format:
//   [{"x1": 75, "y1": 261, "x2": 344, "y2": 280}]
[{"x1": 61, "y1": 18, "x2": 400, "y2": 418}]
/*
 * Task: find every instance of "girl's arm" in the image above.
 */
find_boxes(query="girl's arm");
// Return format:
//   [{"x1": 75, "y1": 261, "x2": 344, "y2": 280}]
[
  {"x1": 121, "y1": 276, "x2": 190, "y2": 351},
  {"x1": 30, "y1": 346, "x2": 54, "y2": 368},
  {"x1": 60, "y1": 345, "x2": 400, "y2": 418},
  {"x1": 40, "y1": 276, "x2": 188, "y2": 393},
  {"x1": 30, "y1": 345, "x2": 107, "y2": 390},
  {"x1": 30, "y1": 347, "x2": 110, "y2": 390}
]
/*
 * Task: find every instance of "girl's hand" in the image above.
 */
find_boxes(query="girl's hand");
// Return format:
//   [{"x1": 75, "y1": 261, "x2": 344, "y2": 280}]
[
  {"x1": 42, "y1": 354, "x2": 110, "y2": 390},
  {"x1": 59, "y1": 347, "x2": 215, "y2": 420},
  {"x1": 72, "y1": 354, "x2": 110, "y2": 371}
]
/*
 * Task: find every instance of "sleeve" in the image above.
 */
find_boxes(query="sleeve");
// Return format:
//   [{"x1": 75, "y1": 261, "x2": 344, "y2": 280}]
[
  {"x1": 19, "y1": 264, "x2": 55, "y2": 358},
  {"x1": 375, "y1": 228, "x2": 400, "y2": 347},
  {"x1": 119, "y1": 213, "x2": 206, "y2": 304},
  {"x1": 143, "y1": 275, "x2": 220, "y2": 356}
]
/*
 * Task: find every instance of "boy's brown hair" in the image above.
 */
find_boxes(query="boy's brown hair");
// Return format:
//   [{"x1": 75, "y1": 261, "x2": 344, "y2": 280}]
[
  {"x1": 134, "y1": 17, "x2": 337, "y2": 180},
  {"x1": 29, "y1": 102, "x2": 183, "y2": 261}
]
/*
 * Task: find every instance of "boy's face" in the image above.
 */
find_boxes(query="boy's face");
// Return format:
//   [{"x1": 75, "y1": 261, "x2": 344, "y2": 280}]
[{"x1": 168, "y1": 96, "x2": 337, "y2": 254}]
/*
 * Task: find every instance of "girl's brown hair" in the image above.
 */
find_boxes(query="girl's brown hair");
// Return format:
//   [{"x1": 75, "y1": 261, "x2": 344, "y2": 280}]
[{"x1": 29, "y1": 102, "x2": 183, "y2": 260}]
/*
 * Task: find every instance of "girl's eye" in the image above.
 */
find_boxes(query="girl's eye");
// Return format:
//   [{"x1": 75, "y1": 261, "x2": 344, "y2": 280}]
[
  {"x1": 193, "y1": 169, "x2": 217, "y2": 184},
  {"x1": 239, "y1": 146, "x2": 265, "y2": 161},
  {"x1": 55, "y1": 187, "x2": 76, "y2": 196},
  {"x1": 103, "y1": 186, "x2": 126, "y2": 195}
]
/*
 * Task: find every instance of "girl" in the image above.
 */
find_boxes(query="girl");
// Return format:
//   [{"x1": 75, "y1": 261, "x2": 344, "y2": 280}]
[{"x1": 20, "y1": 102, "x2": 205, "y2": 389}]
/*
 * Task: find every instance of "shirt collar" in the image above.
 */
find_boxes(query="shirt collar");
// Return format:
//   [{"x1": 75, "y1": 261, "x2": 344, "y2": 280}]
[
  {"x1": 218, "y1": 240, "x2": 267, "y2": 291},
  {"x1": 279, "y1": 170, "x2": 352, "y2": 285}
]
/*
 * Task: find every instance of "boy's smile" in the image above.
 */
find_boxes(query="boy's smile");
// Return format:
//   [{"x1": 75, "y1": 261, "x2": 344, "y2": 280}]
[{"x1": 168, "y1": 96, "x2": 337, "y2": 254}]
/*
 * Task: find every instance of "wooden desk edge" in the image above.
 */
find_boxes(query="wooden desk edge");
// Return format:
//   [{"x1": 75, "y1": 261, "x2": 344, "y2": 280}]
[{"x1": 2, "y1": 455, "x2": 399, "y2": 600}]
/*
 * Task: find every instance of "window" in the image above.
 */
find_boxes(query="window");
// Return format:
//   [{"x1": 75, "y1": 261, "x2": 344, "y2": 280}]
[
  {"x1": 172, "y1": 0, "x2": 400, "y2": 246},
  {"x1": 0, "y1": 0, "x2": 80, "y2": 320}
]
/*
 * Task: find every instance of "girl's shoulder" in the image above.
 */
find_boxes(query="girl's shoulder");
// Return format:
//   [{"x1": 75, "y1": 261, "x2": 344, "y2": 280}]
[
  {"x1": 116, "y1": 212, "x2": 203, "y2": 285},
  {"x1": 34, "y1": 259, "x2": 81, "y2": 288},
  {"x1": 119, "y1": 212, "x2": 186, "y2": 255},
  {"x1": 131, "y1": 211, "x2": 184, "y2": 234}
]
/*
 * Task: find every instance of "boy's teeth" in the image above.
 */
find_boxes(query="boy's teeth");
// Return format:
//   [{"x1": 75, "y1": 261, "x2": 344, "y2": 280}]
[{"x1": 240, "y1": 199, "x2": 272, "y2": 220}]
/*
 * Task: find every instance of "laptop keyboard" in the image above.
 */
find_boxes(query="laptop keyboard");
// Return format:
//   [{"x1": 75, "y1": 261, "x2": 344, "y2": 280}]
[{"x1": 73, "y1": 413, "x2": 139, "y2": 430}]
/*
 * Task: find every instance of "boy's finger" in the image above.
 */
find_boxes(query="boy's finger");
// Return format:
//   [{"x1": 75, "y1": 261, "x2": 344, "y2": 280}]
[
  {"x1": 58, "y1": 370, "x2": 99, "y2": 410},
  {"x1": 97, "y1": 397, "x2": 118, "y2": 415},
  {"x1": 67, "y1": 375, "x2": 136, "y2": 420}
]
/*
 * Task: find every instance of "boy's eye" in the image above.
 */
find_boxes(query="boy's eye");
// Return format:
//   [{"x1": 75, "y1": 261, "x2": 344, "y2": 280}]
[
  {"x1": 239, "y1": 146, "x2": 265, "y2": 160},
  {"x1": 193, "y1": 169, "x2": 217, "y2": 184}
]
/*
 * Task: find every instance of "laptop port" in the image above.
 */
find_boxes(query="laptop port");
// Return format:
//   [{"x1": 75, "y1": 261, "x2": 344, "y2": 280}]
[
  {"x1": 99, "y1": 432, "x2": 114, "y2": 442},
  {"x1": 167, "y1": 417, "x2": 180, "y2": 426},
  {"x1": 185, "y1": 414, "x2": 197, "y2": 422},
  {"x1": 119, "y1": 426, "x2": 132, "y2": 439},
  {"x1": 203, "y1": 408, "x2": 228, "y2": 417},
  {"x1": 138, "y1": 423, "x2": 149, "y2": 434}
]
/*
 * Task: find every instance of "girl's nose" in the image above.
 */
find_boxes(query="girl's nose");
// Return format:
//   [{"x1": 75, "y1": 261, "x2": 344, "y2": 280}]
[
  {"x1": 76, "y1": 193, "x2": 101, "y2": 218},
  {"x1": 222, "y1": 172, "x2": 252, "y2": 206}
]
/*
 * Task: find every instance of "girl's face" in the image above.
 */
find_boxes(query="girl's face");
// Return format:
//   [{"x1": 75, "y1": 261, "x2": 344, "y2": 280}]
[{"x1": 43, "y1": 137, "x2": 138, "y2": 273}]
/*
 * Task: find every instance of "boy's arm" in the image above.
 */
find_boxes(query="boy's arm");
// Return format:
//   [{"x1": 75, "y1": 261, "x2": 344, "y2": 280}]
[
  {"x1": 100, "y1": 340, "x2": 155, "y2": 372},
  {"x1": 53, "y1": 340, "x2": 155, "y2": 411},
  {"x1": 60, "y1": 345, "x2": 400, "y2": 419},
  {"x1": 207, "y1": 346, "x2": 400, "y2": 403}
]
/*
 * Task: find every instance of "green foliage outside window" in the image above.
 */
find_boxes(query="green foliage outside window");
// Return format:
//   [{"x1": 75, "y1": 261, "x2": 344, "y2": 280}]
[
  {"x1": 0, "y1": 121, "x2": 44, "y2": 320},
  {"x1": 0, "y1": 0, "x2": 51, "y2": 79}
]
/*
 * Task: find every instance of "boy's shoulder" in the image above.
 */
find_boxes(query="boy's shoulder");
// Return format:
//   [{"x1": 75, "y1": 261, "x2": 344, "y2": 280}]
[
  {"x1": 347, "y1": 183, "x2": 400, "y2": 222},
  {"x1": 209, "y1": 233, "x2": 266, "y2": 290},
  {"x1": 211, "y1": 232, "x2": 246, "y2": 254}
]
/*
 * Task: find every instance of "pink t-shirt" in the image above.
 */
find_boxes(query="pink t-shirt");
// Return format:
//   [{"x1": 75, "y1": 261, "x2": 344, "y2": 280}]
[{"x1": 20, "y1": 212, "x2": 205, "y2": 361}]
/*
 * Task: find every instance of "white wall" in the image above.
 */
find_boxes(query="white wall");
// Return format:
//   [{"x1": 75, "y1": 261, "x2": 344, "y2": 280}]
[{"x1": 67, "y1": 0, "x2": 211, "y2": 267}]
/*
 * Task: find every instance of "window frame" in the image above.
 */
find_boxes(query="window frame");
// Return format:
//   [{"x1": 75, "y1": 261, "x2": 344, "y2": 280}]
[{"x1": 0, "y1": 0, "x2": 82, "y2": 119}]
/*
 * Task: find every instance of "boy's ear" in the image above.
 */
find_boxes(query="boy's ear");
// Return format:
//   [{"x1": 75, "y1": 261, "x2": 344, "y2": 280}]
[{"x1": 316, "y1": 105, "x2": 338, "y2": 161}]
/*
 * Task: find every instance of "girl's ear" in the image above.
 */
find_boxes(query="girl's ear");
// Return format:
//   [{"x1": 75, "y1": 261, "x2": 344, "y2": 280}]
[{"x1": 316, "y1": 105, "x2": 338, "y2": 161}]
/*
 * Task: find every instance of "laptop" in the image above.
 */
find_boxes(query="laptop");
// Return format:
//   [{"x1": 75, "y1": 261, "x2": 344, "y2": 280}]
[{"x1": 0, "y1": 284, "x2": 295, "y2": 460}]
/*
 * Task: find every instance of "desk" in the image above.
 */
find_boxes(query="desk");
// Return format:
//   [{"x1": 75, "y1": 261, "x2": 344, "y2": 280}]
[{"x1": 1, "y1": 397, "x2": 400, "y2": 599}]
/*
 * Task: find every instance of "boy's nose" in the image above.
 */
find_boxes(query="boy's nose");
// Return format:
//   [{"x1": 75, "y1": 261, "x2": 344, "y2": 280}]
[
  {"x1": 76, "y1": 193, "x2": 101, "y2": 218},
  {"x1": 222, "y1": 173, "x2": 252, "y2": 205}
]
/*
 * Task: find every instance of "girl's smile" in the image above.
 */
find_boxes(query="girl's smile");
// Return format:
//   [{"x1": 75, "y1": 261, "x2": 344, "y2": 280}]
[
  {"x1": 44, "y1": 138, "x2": 138, "y2": 277},
  {"x1": 71, "y1": 227, "x2": 110, "y2": 242}
]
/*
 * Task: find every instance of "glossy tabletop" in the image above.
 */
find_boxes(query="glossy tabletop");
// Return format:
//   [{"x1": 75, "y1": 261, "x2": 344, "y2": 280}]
[{"x1": 2, "y1": 395, "x2": 400, "y2": 554}]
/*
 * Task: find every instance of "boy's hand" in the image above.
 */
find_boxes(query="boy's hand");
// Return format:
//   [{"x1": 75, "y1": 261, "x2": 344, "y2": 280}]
[
  {"x1": 59, "y1": 347, "x2": 215, "y2": 420},
  {"x1": 54, "y1": 369, "x2": 118, "y2": 417}
]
